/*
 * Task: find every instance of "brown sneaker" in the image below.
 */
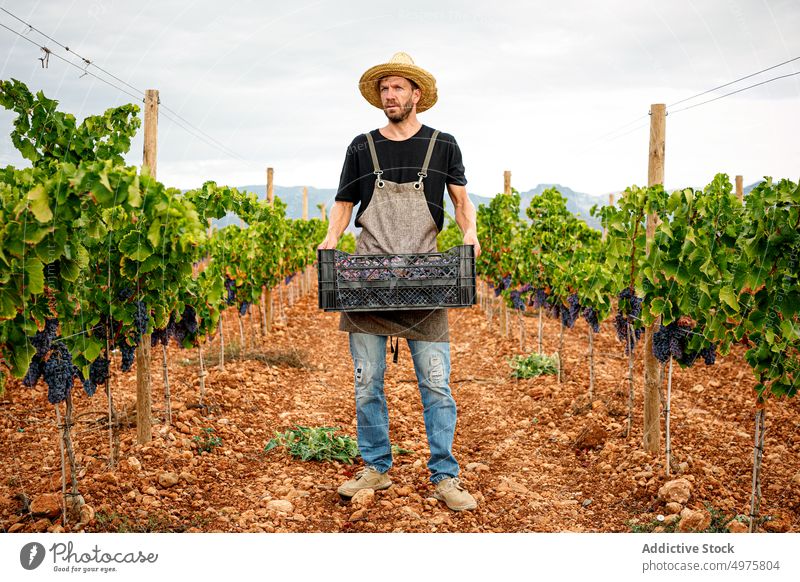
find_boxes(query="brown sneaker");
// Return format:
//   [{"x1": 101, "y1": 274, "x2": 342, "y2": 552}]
[
  {"x1": 337, "y1": 466, "x2": 392, "y2": 498},
  {"x1": 433, "y1": 477, "x2": 477, "y2": 511}
]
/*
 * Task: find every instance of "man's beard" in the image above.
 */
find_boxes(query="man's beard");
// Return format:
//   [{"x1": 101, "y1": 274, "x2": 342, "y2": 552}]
[{"x1": 383, "y1": 96, "x2": 413, "y2": 122}]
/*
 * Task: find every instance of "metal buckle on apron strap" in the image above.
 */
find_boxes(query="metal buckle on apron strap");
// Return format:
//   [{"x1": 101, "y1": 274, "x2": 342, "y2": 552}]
[
  {"x1": 413, "y1": 171, "x2": 426, "y2": 190},
  {"x1": 374, "y1": 170, "x2": 385, "y2": 189}
]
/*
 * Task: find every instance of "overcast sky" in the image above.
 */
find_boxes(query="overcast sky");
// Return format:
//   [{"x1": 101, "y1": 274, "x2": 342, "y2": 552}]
[{"x1": 0, "y1": 0, "x2": 798, "y2": 201}]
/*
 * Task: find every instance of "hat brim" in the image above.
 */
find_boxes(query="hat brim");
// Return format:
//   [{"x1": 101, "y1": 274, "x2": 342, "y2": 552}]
[{"x1": 359, "y1": 63, "x2": 437, "y2": 113}]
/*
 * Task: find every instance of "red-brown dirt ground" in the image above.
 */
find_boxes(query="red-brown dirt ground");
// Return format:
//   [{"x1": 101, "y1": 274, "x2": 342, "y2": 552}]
[{"x1": 2, "y1": 279, "x2": 798, "y2": 533}]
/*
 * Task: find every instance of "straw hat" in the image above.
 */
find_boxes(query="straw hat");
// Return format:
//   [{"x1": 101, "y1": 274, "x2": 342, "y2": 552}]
[{"x1": 359, "y1": 52, "x2": 438, "y2": 113}]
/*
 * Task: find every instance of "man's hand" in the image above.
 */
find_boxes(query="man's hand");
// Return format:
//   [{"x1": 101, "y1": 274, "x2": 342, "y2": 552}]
[
  {"x1": 317, "y1": 235, "x2": 338, "y2": 250},
  {"x1": 463, "y1": 231, "x2": 481, "y2": 258}
]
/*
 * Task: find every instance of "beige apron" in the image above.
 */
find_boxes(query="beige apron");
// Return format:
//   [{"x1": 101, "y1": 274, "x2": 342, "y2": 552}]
[{"x1": 339, "y1": 130, "x2": 450, "y2": 348}]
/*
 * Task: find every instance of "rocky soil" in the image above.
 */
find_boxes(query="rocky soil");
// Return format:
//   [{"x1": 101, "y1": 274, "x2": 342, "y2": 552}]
[{"x1": 1, "y1": 281, "x2": 798, "y2": 533}]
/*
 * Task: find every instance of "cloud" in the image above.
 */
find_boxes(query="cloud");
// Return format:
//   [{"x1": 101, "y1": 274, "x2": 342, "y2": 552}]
[{"x1": 0, "y1": 0, "x2": 797, "y2": 197}]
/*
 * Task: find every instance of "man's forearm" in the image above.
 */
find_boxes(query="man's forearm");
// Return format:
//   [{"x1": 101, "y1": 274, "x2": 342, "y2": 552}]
[
  {"x1": 454, "y1": 198, "x2": 477, "y2": 237},
  {"x1": 326, "y1": 201, "x2": 354, "y2": 240}
]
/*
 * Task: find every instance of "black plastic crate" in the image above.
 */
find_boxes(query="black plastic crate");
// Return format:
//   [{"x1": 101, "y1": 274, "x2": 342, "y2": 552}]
[{"x1": 318, "y1": 245, "x2": 476, "y2": 312}]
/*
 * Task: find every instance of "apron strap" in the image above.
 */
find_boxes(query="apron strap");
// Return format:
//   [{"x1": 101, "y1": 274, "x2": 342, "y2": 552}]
[
  {"x1": 389, "y1": 335, "x2": 399, "y2": 363},
  {"x1": 364, "y1": 132, "x2": 385, "y2": 188},
  {"x1": 415, "y1": 129, "x2": 440, "y2": 190}
]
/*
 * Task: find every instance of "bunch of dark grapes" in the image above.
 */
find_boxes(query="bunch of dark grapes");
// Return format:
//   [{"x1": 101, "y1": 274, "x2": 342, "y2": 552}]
[
  {"x1": 89, "y1": 355, "x2": 110, "y2": 386},
  {"x1": 151, "y1": 325, "x2": 170, "y2": 347},
  {"x1": 239, "y1": 302, "x2": 250, "y2": 316},
  {"x1": 180, "y1": 306, "x2": 198, "y2": 335},
  {"x1": 133, "y1": 301, "x2": 149, "y2": 342},
  {"x1": 559, "y1": 294, "x2": 581, "y2": 329},
  {"x1": 492, "y1": 275, "x2": 512, "y2": 297},
  {"x1": 81, "y1": 354, "x2": 110, "y2": 397},
  {"x1": 117, "y1": 287, "x2": 134, "y2": 302},
  {"x1": 224, "y1": 277, "x2": 237, "y2": 305},
  {"x1": 23, "y1": 319, "x2": 60, "y2": 388},
  {"x1": 151, "y1": 305, "x2": 199, "y2": 347},
  {"x1": 30, "y1": 318, "x2": 59, "y2": 357},
  {"x1": 22, "y1": 356, "x2": 45, "y2": 387},
  {"x1": 90, "y1": 318, "x2": 108, "y2": 341},
  {"x1": 653, "y1": 322, "x2": 684, "y2": 363},
  {"x1": 545, "y1": 299, "x2": 561, "y2": 319},
  {"x1": 699, "y1": 344, "x2": 717, "y2": 365},
  {"x1": 614, "y1": 288, "x2": 645, "y2": 353},
  {"x1": 519, "y1": 283, "x2": 532, "y2": 294},
  {"x1": 509, "y1": 290, "x2": 526, "y2": 311},
  {"x1": 173, "y1": 306, "x2": 197, "y2": 344},
  {"x1": 43, "y1": 341, "x2": 74, "y2": 404},
  {"x1": 582, "y1": 307, "x2": 600, "y2": 333},
  {"x1": 118, "y1": 341, "x2": 136, "y2": 372},
  {"x1": 80, "y1": 377, "x2": 96, "y2": 397},
  {"x1": 285, "y1": 274, "x2": 295, "y2": 285},
  {"x1": 531, "y1": 288, "x2": 548, "y2": 309},
  {"x1": 677, "y1": 349, "x2": 699, "y2": 367},
  {"x1": 652, "y1": 322, "x2": 716, "y2": 367}
]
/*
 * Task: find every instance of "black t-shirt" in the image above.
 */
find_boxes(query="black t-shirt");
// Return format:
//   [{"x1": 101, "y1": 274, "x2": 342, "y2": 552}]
[{"x1": 334, "y1": 125, "x2": 467, "y2": 231}]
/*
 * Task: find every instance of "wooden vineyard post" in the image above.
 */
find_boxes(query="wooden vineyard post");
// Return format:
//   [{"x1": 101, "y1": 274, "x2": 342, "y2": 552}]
[
  {"x1": 237, "y1": 312, "x2": 246, "y2": 353},
  {"x1": 136, "y1": 89, "x2": 158, "y2": 445},
  {"x1": 537, "y1": 307, "x2": 543, "y2": 354},
  {"x1": 749, "y1": 406, "x2": 767, "y2": 532},
  {"x1": 161, "y1": 344, "x2": 171, "y2": 427},
  {"x1": 259, "y1": 287, "x2": 267, "y2": 338},
  {"x1": 642, "y1": 103, "x2": 665, "y2": 455},
  {"x1": 267, "y1": 167, "x2": 274, "y2": 205},
  {"x1": 588, "y1": 327, "x2": 595, "y2": 401},
  {"x1": 262, "y1": 168, "x2": 276, "y2": 335},
  {"x1": 265, "y1": 289, "x2": 273, "y2": 333},
  {"x1": 248, "y1": 308, "x2": 256, "y2": 350},
  {"x1": 736, "y1": 175, "x2": 744, "y2": 203},
  {"x1": 278, "y1": 281, "x2": 287, "y2": 324},
  {"x1": 498, "y1": 170, "x2": 511, "y2": 337},
  {"x1": 198, "y1": 342, "x2": 207, "y2": 404},
  {"x1": 218, "y1": 315, "x2": 226, "y2": 371},
  {"x1": 320, "y1": 203, "x2": 327, "y2": 221},
  {"x1": 499, "y1": 296, "x2": 508, "y2": 337},
  {"x1": 665, "y1": 356, "x2": 674, "y2": 475},
  {"x1": 297, "y1": 186, "x2": 308, "y2": 297},
  {"x1": 557, "y1": 319, "x2": 565, "y2": 383}
]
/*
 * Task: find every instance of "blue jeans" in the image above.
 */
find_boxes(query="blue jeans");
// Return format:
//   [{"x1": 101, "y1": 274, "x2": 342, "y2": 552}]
[{"x1": 348, "y1": 332, "x2": 460, "y2": 484}]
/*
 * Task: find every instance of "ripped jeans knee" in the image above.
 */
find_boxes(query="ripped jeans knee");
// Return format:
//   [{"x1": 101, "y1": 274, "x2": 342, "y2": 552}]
[{"x1": 353, "y1": 358, "x2": 386, "y2": 401}]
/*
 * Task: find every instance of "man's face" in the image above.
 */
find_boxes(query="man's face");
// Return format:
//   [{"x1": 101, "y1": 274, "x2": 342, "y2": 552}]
[{"x1": 378, "y1": 76, "x2": 419, "y2": 122}]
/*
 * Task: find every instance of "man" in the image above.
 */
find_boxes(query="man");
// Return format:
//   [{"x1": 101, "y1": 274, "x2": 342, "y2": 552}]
[{"x1": 317, "y1": 52, "x2": 481, "y2": 512}]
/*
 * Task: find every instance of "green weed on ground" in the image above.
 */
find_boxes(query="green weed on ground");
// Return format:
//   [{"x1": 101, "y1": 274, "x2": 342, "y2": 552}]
[
  {"x1": 193, "y1": 427, "x2": 222, "y2": 453},
  {"x1": 264, "y1": 425, "x2": 413, "y2": 464},
  {"x1": 509, "y1": 353, "x2": 558, "y2": 378}
]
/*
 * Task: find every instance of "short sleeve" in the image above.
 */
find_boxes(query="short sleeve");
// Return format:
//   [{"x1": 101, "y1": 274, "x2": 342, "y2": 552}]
[
  {"x1": 445, "y1": 134, "x2": 467, "y2": 186},
  {"x1": 335, "y1": 138, "x2": 362, "y2": 204}
]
